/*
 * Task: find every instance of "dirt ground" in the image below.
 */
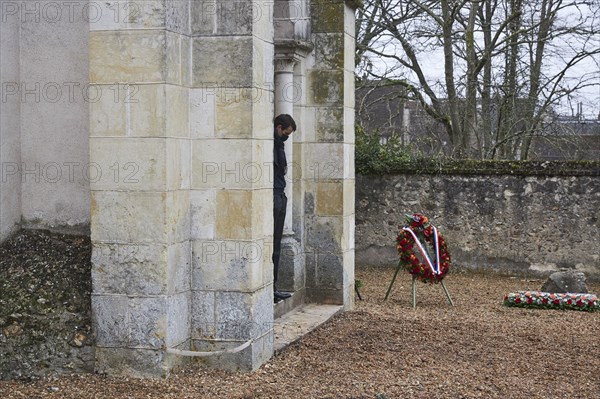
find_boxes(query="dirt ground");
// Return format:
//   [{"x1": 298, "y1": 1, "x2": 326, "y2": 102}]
[{"x1": 1, "y1": 262, "x2": 598, "y2": 399}]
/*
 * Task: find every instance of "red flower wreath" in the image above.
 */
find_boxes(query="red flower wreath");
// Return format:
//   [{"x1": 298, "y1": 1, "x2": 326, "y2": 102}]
[{"x1": 396, "y1": 213, "x2": 451, "y2": 283}]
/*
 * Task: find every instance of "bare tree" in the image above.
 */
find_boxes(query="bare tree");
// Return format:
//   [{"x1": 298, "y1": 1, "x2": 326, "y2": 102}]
[{"x1": 356, "y1": 0, "x2": 600, "y2": 159}]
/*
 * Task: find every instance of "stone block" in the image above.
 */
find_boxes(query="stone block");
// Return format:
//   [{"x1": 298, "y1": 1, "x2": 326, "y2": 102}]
[
  {"x1": 128, "y1": 0, "x2": 167, "y2": 30},
  {"x1": 303, "y1": 143, "x2": 345, "y2": 181},
  {"x1": 216, "y1": 190, "x2": 253, "y2": 239},
  {"x1": 166, "y1": 0, "x2": 191, "y2": 34},
  {"x1": 95, "y1": 347, "x2": 169, "y2": 378},
  {"x1": 191, "y1": 291, "x2": 216, "y2": 340},
  {"x1": 129, "y1": 297, "x2": 167, "y2": 349},
  {"x1": 90, "y1": 86, "x2": 127, "y2": 137},
  {"x1": 167, "y1": 292, "x2": 191, "y2": 347},
  {"x1": 306, "y1": 215, "x2": 344, "y2": 253},
  {"x1": 181, "y1": 35, "x2": 193, "y2": 86},
  {"x1": 191, "y1": 330, "x2": 274, "y2": 372},
  {"x1": 92, "y1": 243, "x2": 167, "y2": 295},
  {"x1": 252, "y1": 37, "x2": 274, "y2": 89},
  {"x1": 316, "y1": 251, "x2": 344, "y2": 290},
  {"x1": 92, "y1": 295, "x2": 129, "y2": 347},
  {"x1": 215, "y1": 89, "x2": 253, "y2": 138},
  {"x1": 191, "y1": 0, "x2": 254, "y2": 36},
  {"x1": 190, "y1": 0, "x2": 215, "y2": 35},
  {"x1": 190, "y1": 190, "x2": 216, "y2": 239},
  {"x1": 344, "y1": 106, "x2": 355, "y2": 143},
  {"x1": 167, "y1": 240, "x2": 192, "y2": 294},
  {"x1": 278, "y1": 236, "x2": 306, "y2": 292},
  {"x1": 316, "y1": 181, "x2": 344, "y2": 216},
  {"x1": 344, "y1": 69, "x2": 355, "y2": 104},
  {"x1": 342, "y1": 249, "x2": 355, "y2": 311},
  {"x1": 166, "y1": 190, "x2": 191, "y2": 243},
  {"x1": 166, "y1": 85, "x2": 190, "y2": 137},
  {"x1": 311, "y1": 0, "x2": 345, "y2": 33},
  {"x1": 91, "y1": 191, "x2": 167, "y2": 243},
  {"x1": 345, "y1": 4, "x2": 356, "y2": 38},
  {"x1": 214, "y1": 288, "x2": 272, "y2": 341},
  {"x1": 192, "y1": 139, "x2": 260, "y2": 189},
  {"x1": 88, "y1": 1, "x2": 129, "y2": 31},
  {"x1": 166, "y1": 32, "x2": 183, "y2": 85},
  {"x1": 343, "y1": 179, "x2": 355, "y2": 217},
  {"x1": 190, "y1": 88, "x2": 216, "y2": 138},
  {"x1": 90, "y1": 30, "x2": 166, "y2": 84},
  {"x1": 309, "y1": 70, "x2": 344, "y2": 105},
  {"x1": 129, "y1": 84, "x2": 166, "y2": 137},
  {"x1": 167, "y1": 138, "x2": 192, "y2": 191},
  {"x1": 192, "y1": 36, "x2": 253, "y2": 87},
  {"x1": 316, "y1": 107, "x2": 344, "y2": 142},
  {"x1": 344, "y1": 32, "x2": 355, "y2": 71},
  {"x1": 314, "y1": 33, "x2": 344, "y2": 69},
  {"x1": 89, "y1": 137, "x2": 167, "y2": 191},
  {"x1": 191, "y1": 239, "x2": 265, "y2": 291}
]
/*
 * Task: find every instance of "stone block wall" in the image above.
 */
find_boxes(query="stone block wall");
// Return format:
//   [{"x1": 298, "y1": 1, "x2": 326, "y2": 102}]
[
  {"x1": 2, "y1": 0, "x2": 357, "y2": 376},
  {"x1": 89, "y1": 0, "x2": 193, "y2": 377},
  {"x1": 1, "y1": 0, "x2": 90, "y2": 240},
  {"x1": 356, "y1": 173, "x2": 600, "y2": 280},
  {"x1": 297, "y1": 0, "x2": 355, "y2": 308}
]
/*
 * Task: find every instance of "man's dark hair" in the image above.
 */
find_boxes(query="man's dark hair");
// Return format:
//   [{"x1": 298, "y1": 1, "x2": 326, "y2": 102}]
[{"x1": 274, "y1": 114, "x2": 296, "y2": 131}]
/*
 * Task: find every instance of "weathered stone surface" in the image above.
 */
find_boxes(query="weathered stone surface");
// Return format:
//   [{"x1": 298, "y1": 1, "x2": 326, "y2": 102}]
[
  {"x1": 191, "y1": 239, "x2": 265, "y2": 292},
  {"x1": 90, "y1": 31, "x2": 166, "y2": 83},
  {"x1": 314, "y1": 33, "x2": 344, "y2": 69},
  {"x1": 167, "y1": 292, "x2": 191, "y2": 347},
  {"x1": 541, "y1": 270, "x2": 588, "y2": 293},
  {"x1": 89, "y1": 137, "x2": 167, "y2": 191},
  {"x1": 129, "y1": 297, "x2": 167, "y2": 349},
  {"x1": 316, "y1": 181, "x2": 344, "y2": 216},
  {"x1": 95, "y1": 347, "x2": 169, "y2": 378},
  {"x1": 355, "y1": 174, "x2": 600, "y2": 280},
  {"x1": 192, "y1": 37, "x2": 253, "y2": 87},
  {"x1": 92, "y1": 244, "x2": 167, "y2": 295},
  {"x1": 279, "y1": 237, "x2": 306, "y2": 292},
  {"x1": 191, "y1": 0, "x2": 254, "y2": 36},
  {"x1": 316, "y1": 107, "x2": 344, "y2": 142},
  {"x1": 91, "y1": 191, "x2": 167, "y2": 243},
  {"x1": 92, "y1": 295, "x2": 128, "y2": 347},
  {"x1": 309, "y1": 70, "x2": 344, "y2": 105},
  {"x1": 190, "y1": 190, "x2": 216, "y2": 239}
]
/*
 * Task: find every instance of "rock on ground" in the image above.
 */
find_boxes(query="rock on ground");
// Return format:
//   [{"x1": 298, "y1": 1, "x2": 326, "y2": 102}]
[{"x1": 541, "y1": 269, "x2": 588, "y2": 293}]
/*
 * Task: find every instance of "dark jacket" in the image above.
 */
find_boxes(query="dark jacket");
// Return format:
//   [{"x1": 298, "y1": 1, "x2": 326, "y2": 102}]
[{"x1": 274, "y1": 130, "x2": 288, "y2": 194}]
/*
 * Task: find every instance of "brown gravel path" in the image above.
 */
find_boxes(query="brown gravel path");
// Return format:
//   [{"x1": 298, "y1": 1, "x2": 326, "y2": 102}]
[{"x1": 1, "y1": 266, "x2": 599, "y2": 399}]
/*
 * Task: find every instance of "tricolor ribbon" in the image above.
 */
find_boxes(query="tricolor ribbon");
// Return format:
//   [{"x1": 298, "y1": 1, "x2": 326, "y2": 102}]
[{"x1": 402, "y1": 225, "x2": 441, "y2": 275}]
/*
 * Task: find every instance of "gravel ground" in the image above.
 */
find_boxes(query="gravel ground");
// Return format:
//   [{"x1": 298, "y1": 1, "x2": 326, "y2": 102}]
[{"x1": 1, "y1": 245, "x2": 599, "y2": 397}]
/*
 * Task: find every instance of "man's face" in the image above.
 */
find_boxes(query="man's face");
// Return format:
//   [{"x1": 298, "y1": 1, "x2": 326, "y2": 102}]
[{"x1": 276, "y1": 125, "x2": 294, "y2": 137}]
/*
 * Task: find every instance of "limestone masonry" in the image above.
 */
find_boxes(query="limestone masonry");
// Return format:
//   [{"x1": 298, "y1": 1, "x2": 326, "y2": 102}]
[{"x1": 1, "y1": 0, "x2": 358, "y2": 376}]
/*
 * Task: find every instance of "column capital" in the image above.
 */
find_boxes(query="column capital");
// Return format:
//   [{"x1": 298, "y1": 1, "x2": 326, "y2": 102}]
[{"x1": 274, "y1": 39, "x2": 313, "y2": 67}]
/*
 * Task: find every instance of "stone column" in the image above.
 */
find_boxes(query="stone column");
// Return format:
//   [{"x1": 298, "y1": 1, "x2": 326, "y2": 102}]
[
  {"x1": 274, "y1": 58, "x2": 295, "y2": 234},
  {"x1": 187, "y1": 0, "x2": 275, "y2": 371},
  {"x1": 302, "y1": 0, "x2": 357, "y2": 308},
  {"x1": 273, "y1": 1, "x2": 314, "y2": 296},
  {"x1": 90, "y1": 0, "x2": 192, "y2": 377}
]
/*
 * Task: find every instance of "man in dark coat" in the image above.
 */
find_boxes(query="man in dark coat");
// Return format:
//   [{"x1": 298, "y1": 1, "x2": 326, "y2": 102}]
[{"x1": 273, "y1": 114, "x2": 296, "y2": 302}]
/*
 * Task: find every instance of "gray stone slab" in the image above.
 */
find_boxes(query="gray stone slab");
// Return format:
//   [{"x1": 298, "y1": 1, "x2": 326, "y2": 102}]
[{"x1": 273, "y1": 304, "x2": 343, "y2": 353}]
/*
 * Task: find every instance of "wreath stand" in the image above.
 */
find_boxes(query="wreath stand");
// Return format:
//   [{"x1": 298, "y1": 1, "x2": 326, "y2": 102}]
[{"x1": 384, "y1": 262, "x2": 454, "y2": 309}]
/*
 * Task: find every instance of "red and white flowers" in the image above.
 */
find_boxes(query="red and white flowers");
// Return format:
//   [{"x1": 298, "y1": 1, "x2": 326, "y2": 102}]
[
  {"x1": 503, "y1": 291, "x2": 599, "y2": 312},
  {"x1": 396, "y1": 213, "x2": 451, "y2": 283}
]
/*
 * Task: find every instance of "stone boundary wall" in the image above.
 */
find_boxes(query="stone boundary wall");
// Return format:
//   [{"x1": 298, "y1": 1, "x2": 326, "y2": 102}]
[{"x1": 356, "y1": 173, "x2": 600, "y2": 280}]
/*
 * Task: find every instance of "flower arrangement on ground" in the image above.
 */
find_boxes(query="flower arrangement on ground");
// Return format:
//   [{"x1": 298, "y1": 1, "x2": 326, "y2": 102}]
[
  {"x1": 396, "y1": 213, "x2": 451, "y2": 283},
  {"x1": 503, "y1": 291, "x2": 599, "y2": 312}
]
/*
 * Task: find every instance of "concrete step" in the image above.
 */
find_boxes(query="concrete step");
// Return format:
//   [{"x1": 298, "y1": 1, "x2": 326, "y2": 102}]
[
  {"x1": 273, "y1": 304, "x2": 343, "y2": 353},
  {"x1": 273, "y1": 289, "x2": 305, "y2": 319}
]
